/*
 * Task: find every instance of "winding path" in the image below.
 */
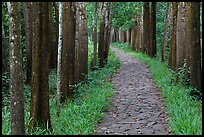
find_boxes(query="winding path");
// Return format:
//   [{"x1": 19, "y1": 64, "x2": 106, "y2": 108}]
[{"x1": 94, "y1": 47, "x2": 171, "y2": 135}]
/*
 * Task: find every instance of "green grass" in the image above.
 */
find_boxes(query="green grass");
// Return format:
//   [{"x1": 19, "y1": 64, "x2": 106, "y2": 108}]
[
  {"x1": 112, "y1": 42, "x2": 202, "y2": 135},
  {"x1": 2, "y1": 39, "x2": 121, "y2": 135}
]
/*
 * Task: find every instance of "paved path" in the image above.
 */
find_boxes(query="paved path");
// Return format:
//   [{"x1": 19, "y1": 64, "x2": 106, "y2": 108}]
[{"x1": 94, "y1": 47, "x2": 171, "y2": 135}]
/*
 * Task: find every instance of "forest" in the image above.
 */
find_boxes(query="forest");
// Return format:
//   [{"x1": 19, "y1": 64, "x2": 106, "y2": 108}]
[{"x1": 2, "y1": 2, "x2": 202, "y2": 135}]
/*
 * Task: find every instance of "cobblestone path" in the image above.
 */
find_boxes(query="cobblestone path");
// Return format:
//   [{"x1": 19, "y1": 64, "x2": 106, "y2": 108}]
[{"x1": 94, "y1": 47, "x2": 171, "y2": 135}]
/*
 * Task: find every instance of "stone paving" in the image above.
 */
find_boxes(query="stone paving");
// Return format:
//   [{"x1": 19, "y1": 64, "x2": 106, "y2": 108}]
[{"x1": 94, "y1": 47, "x2": 171, "y2": 135}]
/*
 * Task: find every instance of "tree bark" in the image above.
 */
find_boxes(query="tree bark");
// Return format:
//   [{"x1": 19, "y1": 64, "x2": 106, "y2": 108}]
[
  {"x1": 49, "y1": 3, "x2": 57, "y2": 69},
  {"x1": 132, "y1": 15, "x2": 137, "y2": 51},
  {"x1": 23, "y1": 2, "x2": 33, "y2": 84},
  {"x1": 98, "y1": 2, "x2": 106, "y2": 68},
  {"x1": 162, "y1": 2, "x2": 170, "y2": 62},
  {"x1": 2, "y1": 21, "x2": 7, "y2": 73},
  {"x1": 30, "y1": 2, "x2": 51, "y2": 130},
  {"x1": 79, "y1": 2, "x2": 88, "y2": 80},
  {"x1": 143, "y1": 2, "x2": 150, "y2": 54},
  {"x1": 176, "y1": 2, "x2": 187, "y2": 71},
  {"x1": 104, "y1": 2, "x2": 113, "y2": 65},
  {"x1": 91, "y1": 2, "x2": 98, "y2": 71},
  {"x1": 187, "y1": 2, "x2": 202, "y2": 91},
  {"x1": 150, "y1": 2, "x2": 156, "y2": 57},
  {"x1": 56, "y1": 2, "x2": 63, "y2": 117},
  {"x1": 168, "y1": 2, "x2": 178, "y2": 70},
  {"x1": 61, "y1": 2, "x2": 76, "y2": 101},
  {"x1": 7, "y1": 2, "x2": 25, "y2": 135}
]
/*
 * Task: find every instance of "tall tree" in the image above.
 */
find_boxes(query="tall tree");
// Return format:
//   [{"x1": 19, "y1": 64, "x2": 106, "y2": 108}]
[
  {"x1": 168, "y1": 2, "x2": 178, "y2": 70},
  {"x1": 98, "y1": 2, "x2": 106, "y2": 68},
  {"x1": 78, "y1": 2, "x2": 88, "y2": 80},
  {"x1": 56, "y1": 2, "x2": 63, "y2": 117},
  {"x1": 54, "y1": 2, "x2": 59, "y2": 65},
  {"x1": 136, "y1": 16, "x2": 141, "y2": 52},
  {"x1": 7, "y1": 2, "x2": 25, "y2": 135},
  {"x1": 187, "y1": 2, "x2": 202, "y2": 91},
  {"x1": 91, "y1": 2, "x2": 99, "y2": 70},
  {"x1": 49, "y1": 3, "x2": 57, "y2": 69},
  {"x1": 23, "y1": 2, "x2": 33, "y2": 84},
  {"x1": 162, "y1": 2, "x2": 170, "y2": 62},
  {"x1": 104, "y1": 2, "x2": 113, "y2": 64},
  {"x1": 2, "y1": 21, "x2": 7, "y2": 73},
  {"x1": 132, "y1": 15, "x2": 137, "y2": 51},
  {"x1": 150, "y1": 2, "x2": 156, "y2": 57},
  {"x1": 30, "y1": 2, "x2": 51, "y2": 130},
  {"x1": 143, "y1": 2, "x2": 150, "y2": 54},
  {"x1": 176, "y1": 2, "x2": 187, "y2": 71},
  {"x1": 60, "y1": 2, "x2": 76, "y2": 101}
]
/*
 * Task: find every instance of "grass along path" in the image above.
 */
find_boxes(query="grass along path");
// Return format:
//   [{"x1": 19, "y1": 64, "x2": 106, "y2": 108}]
[
  {"x1": 2, "y1": 41, "x2": 120, "y2": 135},
  {"x1": 111, "y1": 43, "x2": 202, "y2": 135}
]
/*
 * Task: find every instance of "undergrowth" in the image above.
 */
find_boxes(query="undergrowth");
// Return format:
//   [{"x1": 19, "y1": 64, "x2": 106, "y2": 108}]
[
  {"x1": 112, "y1": 42, "x2": 202, "y2": 135},
  {"x1": 2, "y1": 40, "x2": 120, "y2": 135}
]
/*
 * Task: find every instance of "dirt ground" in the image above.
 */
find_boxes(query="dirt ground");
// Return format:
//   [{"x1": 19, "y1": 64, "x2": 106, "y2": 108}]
[{"x1": 94, "y1": 47, "x2": 171, "y2": 135}]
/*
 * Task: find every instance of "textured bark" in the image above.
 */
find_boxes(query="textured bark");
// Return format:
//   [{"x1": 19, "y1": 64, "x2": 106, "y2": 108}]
[
  {"x1": 122, "y1": 31, "x2": 126, "y2": 43},
  {"x1": 150, "y1": 2, "x2": 156, "y2": 57},
  {"x1": 2, "y1": 21, "x2": 7, "y2": 73},
  {"x1": 61, "y1": 2, "x2": 76, "y2": 101},
  {"x1": 54, "y1": 2, "x2": 59, "y2": 61},
  {"x1": 115, "y1": 27, "x2": 119, "y2": 42},
  {"x1": 176, "y1": 2, "x2": 187, "y2": 71},
  {"x1": 98, "y1": 2, "x2": 106, "y2": 68},
  {"x1": 140, "y1": 8, "x2": 144, "y2": 52},
  {"x1": 127, "y1": 28, "x2": 131, "y2": 45},
  {"x1": 132, "y1": 15, "x2": 137, "y2": 51},
  {"x1": 79, "y1": 2, "x2": 88, "y2": 80},
  {"x1": 187, "y1": 2, "x2": 201, "y2": 91},
  {"x1": 91, "y1": 2, "x2": 98, "y2": 71},
  {"x1": 7, "y1": 2, "x2": 25, "y2": 135},
  {"x1": 136, "y1": 17, "x2": 141, "y2": 52},
  {"x1": 23, "y1": 2, "x2": 33, "y2": 84},
  {"x1": 49, "y1": 3, "x2": 57, "y2": 69},
  {"x1": 111, "y1": 28, "x2": 116, "y2": 43},
  {"x1": 119, "y1": 28, "x2": 122, "y2": 42},
  {"x1": 162, "y1": 3, "x2": 170, "y2": 62},
  {"x1": 30, "y1": 2, "x2": 51, "y2": 130},
  {"x1": 143, "y1": 2, "x2": 150, "y2": 54},
  {"x1": 56, "y1": 2, "x2": 63, "y2": 117},
  {"x1": 104, "y1": 2, "x2": 113, "y2": 64},
  {"x1": 168, "y1": 2, "x2": 178, "y2": 70}
]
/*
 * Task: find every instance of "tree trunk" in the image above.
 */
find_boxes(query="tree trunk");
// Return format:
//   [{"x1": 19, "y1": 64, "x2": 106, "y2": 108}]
[
  {"x1": 143, "y1": 2, "x2": 150, "y2": 54},
  {"x1": 54, "y1": 2, "x2": 59, "y2": 67},
  {"x1": 7, "y1": 2, "x2": 25, "y2": 135},
  {"x1": 91, "y1": 2, "x2": 98, "y2": 71},
  {"x1": 61, "y1": 2, "x2": 76, "y2": 101},
  {"x1": 187, "y1": 2, "x2": 202, "y2": 91},
  {"x1": 78, "y1": 2, "x2": 88, "y2": 80},
  {"x1": 136, "y1": 17, "x2": 141, "y2": 52},
  {"x1": 115, "y1": 27, "x2": 119, "y2": 42},
  {"x1": 2, "y1": 21, "x2": 7, "y2": 73},
  {"x1": 30, "y1": 2, "x2": 51, "y2": 130},
  {"x1": 176, "y1": 2, "x2": 187, "y2": 71},
  {"x1": 168, "y1": 2, "x2": 178, "y2": 70},
  {"x1": 132, "y1": 15, "x2": 137, "y2": 51},
  {"x1": 49, "y1": 3, "x2": 57, "y2": 69},
  {"x1": 98, "y1": 2, "x2": 106, "y2": 68},
  {"x1": 104, "y1": 2, "x2": 113, "y2": 65},
  {"x1": 56, "y1": 2, "x2": 63, "y2": 117},
  {"x1": 23, "y1": 2, "x2": 33, "y2": 84},
  {"x1": 162, "y1": 2, "x2": 170, "y2": 62},
  {"x1": 150, "y1": 2, "x2": 156, "y2": 57}
]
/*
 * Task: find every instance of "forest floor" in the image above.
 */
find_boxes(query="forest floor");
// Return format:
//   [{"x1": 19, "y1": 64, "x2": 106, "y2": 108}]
[{"x1": 94, "y1": 47, "x2": 172, "y2": 135}]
